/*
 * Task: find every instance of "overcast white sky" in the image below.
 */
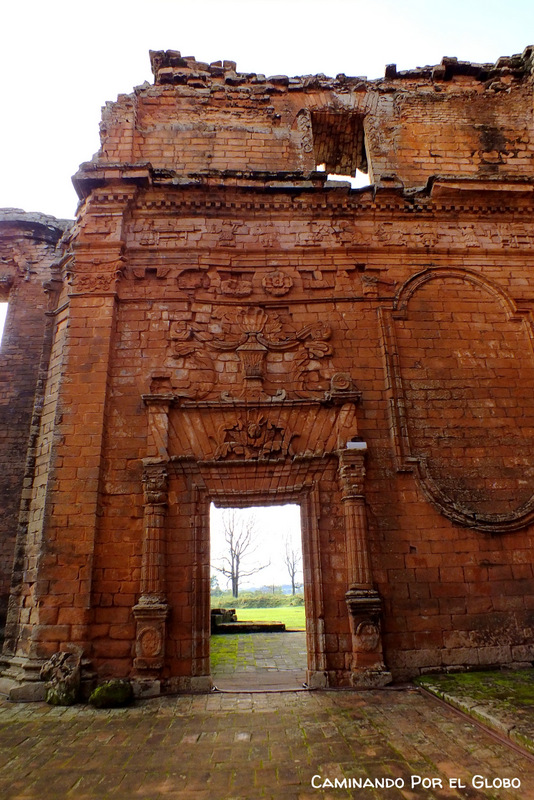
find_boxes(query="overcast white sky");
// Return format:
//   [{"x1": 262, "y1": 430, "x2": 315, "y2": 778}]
[
  {"x1": 2, "y1": 0, "x2": 534, "y2": 220},
  {"x1": 2, "y1": 0, "x2": 534, "y2": 584}
]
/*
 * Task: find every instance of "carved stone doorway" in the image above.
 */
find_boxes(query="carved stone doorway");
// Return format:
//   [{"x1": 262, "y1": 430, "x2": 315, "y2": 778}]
[
  {"x1": 209, "y1": 503, "x2": 308, "y2": 691},
  {"x1": 135, "y1": 306, "x2": 392, "y2": 691},
  {"x1": 199, "y1": 487, "x2": 327, "y2": 690}
]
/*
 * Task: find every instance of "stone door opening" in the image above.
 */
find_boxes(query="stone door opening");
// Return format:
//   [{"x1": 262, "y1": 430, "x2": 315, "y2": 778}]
[
  {"x1": 209, "y1": 502, "x2": 307, "y2": 690},
  {"x1": 0, "y1": 302, "x2": 7, "y2": 346}
]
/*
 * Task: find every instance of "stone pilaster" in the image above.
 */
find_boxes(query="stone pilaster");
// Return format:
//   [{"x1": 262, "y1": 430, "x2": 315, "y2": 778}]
[
  {"x1": 133, "y1": 463, "x2": 169, "y2": 672},
  {"x1": 338, "y1": 445, "x2": 391, "y2": 687}
]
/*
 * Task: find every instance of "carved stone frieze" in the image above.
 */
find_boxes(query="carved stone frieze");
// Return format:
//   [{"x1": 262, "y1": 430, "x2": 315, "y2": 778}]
[
  {"x1": 69, "y1": 274, "x2": 119, "y2": 293},
  {"x1": 213, "y1": 413, "x2": 297, "y2": 459}
]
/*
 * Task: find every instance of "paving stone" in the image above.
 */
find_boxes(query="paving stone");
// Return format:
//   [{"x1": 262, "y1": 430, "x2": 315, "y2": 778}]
[{"x1": 3, "y1": 688, "x2": 533, "y2": 799}]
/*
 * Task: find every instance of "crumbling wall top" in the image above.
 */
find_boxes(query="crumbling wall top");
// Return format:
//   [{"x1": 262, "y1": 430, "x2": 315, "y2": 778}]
[
  {"x1": 149, "y1": 46, "x2": 534, "y2": 89},
  {"x1": 74, "y1": 46, "x2": 534, "y2": 196},
  {"x1": 0, "y1": 209, "x2": 70, "y2": 244}
]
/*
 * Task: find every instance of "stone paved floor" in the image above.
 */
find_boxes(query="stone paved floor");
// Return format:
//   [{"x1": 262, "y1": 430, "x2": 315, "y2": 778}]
[
  {"x1": 1, "y1": 689, "x2": 534, "y2": 799},
  {"x1": 211, "y1": 632, "x2": 307, "y2": 690},
  {"x1": 419, "y1": 670, "x2": 534, "y2": 755}
]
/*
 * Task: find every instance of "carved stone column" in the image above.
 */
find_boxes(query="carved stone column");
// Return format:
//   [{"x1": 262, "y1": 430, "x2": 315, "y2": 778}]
[
  {"x1": 133, "y1": 462, "x2": 169, "y2": 672},
  {"x1": 338, "y1": 445, "x2": 391, "y2": 687}
]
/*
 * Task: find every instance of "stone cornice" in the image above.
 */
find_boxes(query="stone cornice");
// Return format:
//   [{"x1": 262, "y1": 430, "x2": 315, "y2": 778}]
[{"x1": 72, "y1": 163, "x2": 534, "y2": 216}]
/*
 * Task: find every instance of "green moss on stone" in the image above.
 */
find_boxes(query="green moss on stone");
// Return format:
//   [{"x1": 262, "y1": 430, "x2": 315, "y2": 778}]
[
  {"x1": 88, "y1": 680, "x2": 133, "y2": 709},
  {"x1": 45, "y1": 685, "x2": 79, "y2": 706}
]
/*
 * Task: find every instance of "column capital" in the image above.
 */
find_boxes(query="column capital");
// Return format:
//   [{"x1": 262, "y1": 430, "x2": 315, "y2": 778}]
[
  {"x1": 142, "y1": 464, "x2": 169, "y2": 506},
  {"x1": 337, "y1": 446, "x2": 367, "y2": 499}
]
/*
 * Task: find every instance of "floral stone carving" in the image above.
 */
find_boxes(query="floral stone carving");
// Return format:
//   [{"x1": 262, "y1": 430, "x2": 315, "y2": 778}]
[{"x1": 213, "y1": 413, "x2": 297, "y2": 459}]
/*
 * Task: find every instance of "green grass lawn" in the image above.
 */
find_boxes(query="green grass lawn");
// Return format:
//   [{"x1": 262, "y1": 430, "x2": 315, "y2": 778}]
[{"x1": 234, "y1": 606, "x2": 305, "y2": 630}]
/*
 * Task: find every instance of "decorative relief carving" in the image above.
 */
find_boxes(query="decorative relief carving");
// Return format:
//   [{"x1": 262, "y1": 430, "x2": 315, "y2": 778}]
[
  {"x1": 132, "y1": 217, "x2": 199, "y2": 247},
  {"x1": 0, "y1": 272, "x2": 14, "y2": 290},
  {"x1": 292, "y1": 322, "x2": 333, "y2": 396},
  {"x1": 257, "y1": 225, "x2": 280, "y2": 249},
  {"x1": 298, "y1": 266, "x2": 335, "y2": 290},
  {"x1": 338, "y1": 449, "x2": 366, "y2": 498},
  {"x1": 218, "y1": 271, "x2": 253, "y2": 297},
  {"x1": 213, "y1": 221, "x2": 247, "y2": 247},
  {"x1": 166, "y1": 305, "x2": 333, "y2": 401},
  {"x1": 67, "y1": 257, "x2": 125, "y2": 293},
  {"x1": 332, "y1": 221, "x2": 357, "y2": 245},
  {"x1": 170, "y1": 320, "x2": 216, "y2": 400},
  {"x1": 297, "y1": 222, "x2": 332, "y2": 247},
  {"x1": 177, "y1": 269, "x2": 210, "y2": 292},
  {"x1": 324, "y1": 373, "x2": 362, "y2": 405},
  {"x1": 138, "y1": 626, "x2": 163, "y2": 658},
  {"x1": 361, "y1": 270, "x2": 397, "y2": 297},
  {"x1": 68, "y1": 273, "x2": 118, "y2": 293},
  {"x1": 262, "y1": 269, "x2": 293, "y2": 296},
  {"x1": 296, "y1": 109, "x2": 314, "y2": 153},
  {"x1": 128, "y1": 210, "x2": 534, "y2": 257},
  {"x1": 133, "y1": 604, "x2": 169, "y2": 671},
  {"x1": 142, "y1": 466, "x2": 168, "y2": 506},
  {"x1": 213, "y1": 413, "x2": 297, "y2": 459},
  {"x1": 354, "y1": 621, "x2": 381, "y2": 653}
]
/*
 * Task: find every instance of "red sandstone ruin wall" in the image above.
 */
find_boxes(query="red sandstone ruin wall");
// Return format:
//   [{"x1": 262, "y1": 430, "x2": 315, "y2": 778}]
[
  {"x1": 51, "y1": 183, "x2": 534, "y2": 682},
  {"x1": 0, "y1": 213, "x2": 66, "y2": 636},
  {"x1": 3, "y1": 47, "x2": 534, "y2": 689}
]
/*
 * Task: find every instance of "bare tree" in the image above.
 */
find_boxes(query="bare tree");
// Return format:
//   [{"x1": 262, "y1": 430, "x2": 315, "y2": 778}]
[
  {"x1": 284, "y1": 535, "x2": 302, "y2": 595},
  {"x1": 213, "y1": 510, "x2": 269, "y2": 598}
]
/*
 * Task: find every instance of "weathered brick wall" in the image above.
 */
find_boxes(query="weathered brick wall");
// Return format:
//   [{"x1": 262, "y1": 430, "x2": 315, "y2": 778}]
[
  {"x1": 0, "y1": 211, "x2": 66, "y2": 638},
  {"x1": 91, "y1": 48, "x2": 534, "y2": 189},
  {"x1": 3, "y1": 47, "x2": 534, "y2": 694}
]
